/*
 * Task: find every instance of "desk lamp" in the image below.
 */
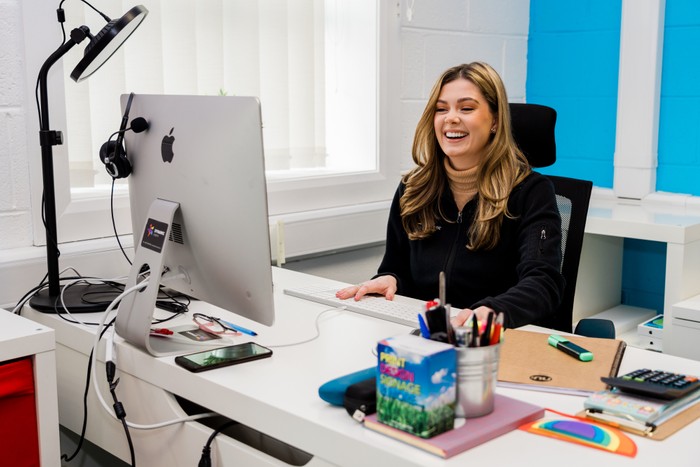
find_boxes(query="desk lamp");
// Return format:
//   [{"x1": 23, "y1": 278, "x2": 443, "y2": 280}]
[{"x1": 29, "y1": 5, "x2": 148, "y2": 313}]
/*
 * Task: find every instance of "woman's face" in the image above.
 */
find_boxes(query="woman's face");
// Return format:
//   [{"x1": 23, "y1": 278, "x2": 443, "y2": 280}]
[{"x1": 433, "y1": 78, "x2": 496, "y2": 170}]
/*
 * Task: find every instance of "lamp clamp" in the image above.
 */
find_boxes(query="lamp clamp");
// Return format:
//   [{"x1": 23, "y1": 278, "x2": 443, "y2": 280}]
[
  {"x1": 69, "y1": 25, "x2": 90, "y2": 44},
  {"x1": 39, "y1": 130, "x2": 63, "y2": 147}
]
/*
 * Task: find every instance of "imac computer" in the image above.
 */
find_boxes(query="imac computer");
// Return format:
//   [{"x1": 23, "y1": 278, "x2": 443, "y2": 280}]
[{"x1": 115, "y1": 94, "x2": 275, "y2": 356}]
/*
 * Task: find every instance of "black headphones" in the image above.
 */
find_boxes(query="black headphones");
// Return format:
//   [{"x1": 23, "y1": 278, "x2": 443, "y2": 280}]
[{"x1": 99, "y1": 92, "x2": 149, "y2": 179}]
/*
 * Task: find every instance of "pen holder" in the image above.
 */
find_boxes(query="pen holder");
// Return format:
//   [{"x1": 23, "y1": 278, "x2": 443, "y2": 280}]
[{"x1": 455, "y1": 343, "x2": 501, "y2": 418}]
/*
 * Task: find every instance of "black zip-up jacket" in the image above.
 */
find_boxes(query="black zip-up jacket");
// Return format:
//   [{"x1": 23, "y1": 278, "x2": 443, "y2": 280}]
[{"x1": 376, "y1": 171, "x2": 565, "y2": 329}]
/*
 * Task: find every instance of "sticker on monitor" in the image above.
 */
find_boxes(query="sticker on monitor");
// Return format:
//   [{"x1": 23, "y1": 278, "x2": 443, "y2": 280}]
[{"x1": 141, "y1": 218, "x2": 169, "y2": 253}]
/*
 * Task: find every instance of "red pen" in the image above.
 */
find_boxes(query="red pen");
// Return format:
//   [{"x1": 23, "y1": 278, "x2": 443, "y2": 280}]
[{"x1": 151, "y1": 328, "x2": 173, "y2": 336}]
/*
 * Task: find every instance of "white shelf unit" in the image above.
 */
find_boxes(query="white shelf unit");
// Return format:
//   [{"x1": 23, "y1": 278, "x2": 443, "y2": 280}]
[
  {"x1": 0, "y1": 310, "x2": 60, "y2": 467},
  {"x1": 574, "y1": 193, "x2": 700, "y2": 359},
  {"x1": 671, "y1": 294, "x2": 700, "y2": 360}
]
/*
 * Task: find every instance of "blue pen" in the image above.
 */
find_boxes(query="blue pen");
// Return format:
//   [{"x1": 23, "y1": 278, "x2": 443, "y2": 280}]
[
  {"x1": 221, "y1": 319, "x2": 258, "y2": 336},
  {"x1": 417, "y1": 313, "x2": 431, "y2": 339}
]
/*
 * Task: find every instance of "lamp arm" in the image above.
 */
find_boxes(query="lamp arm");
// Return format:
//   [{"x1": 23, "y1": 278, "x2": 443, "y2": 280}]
[
  {"x1": 36, "y1": 26, "x2": 89, "y2": 296},
  {"x1": 38, "y1": 26, "x2": 89, "y2": 130}
]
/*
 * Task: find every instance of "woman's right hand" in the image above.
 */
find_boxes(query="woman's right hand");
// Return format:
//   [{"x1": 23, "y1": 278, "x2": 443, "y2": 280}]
[
  {"x1": 450, "y1": 306, "x2": 496, "y2": 328},
  {"x1": 335, "y1": 275, "x2": 398, "y2": 302}
]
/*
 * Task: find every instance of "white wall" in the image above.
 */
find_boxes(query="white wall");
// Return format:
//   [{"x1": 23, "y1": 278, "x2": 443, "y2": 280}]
[
  {"x1": 0, "y1": 0, "x2": 32, "y2": 249},
  {"x1": 0, "y1": 0, "x2": 530, "y2": 308},
  {"x1": 396, "y1": 0, "x2": 529, "y2": 172}
]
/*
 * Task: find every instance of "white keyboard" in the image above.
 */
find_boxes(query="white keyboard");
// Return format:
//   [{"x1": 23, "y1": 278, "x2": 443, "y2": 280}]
[{"x1": 284, "y1": 284, "x2": 446, "y2": 328}]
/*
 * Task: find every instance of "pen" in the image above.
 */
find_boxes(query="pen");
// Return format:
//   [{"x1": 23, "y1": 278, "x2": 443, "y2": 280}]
[
  {"x1": 548, "y1": 334, "x2": 593, "y2": 362},
  {"x1": 221, "y1": 319, "x2": 258, "y2": 336},
  {"x1": 417, "y1": 313, "x2": 431, "y2": 339},
  {"x1": 439, "y1": 271, "x2": 446, "y2": 306}
]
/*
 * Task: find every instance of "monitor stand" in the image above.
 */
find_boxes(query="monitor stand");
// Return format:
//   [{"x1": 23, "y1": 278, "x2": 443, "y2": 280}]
[{"x1": 115, "y1": 199, "x2": 220, "y2": 357}]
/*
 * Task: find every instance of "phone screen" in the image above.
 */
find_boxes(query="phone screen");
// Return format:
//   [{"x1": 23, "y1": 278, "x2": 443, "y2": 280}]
[{"x1": 175, "y1": 342, "x2": 272, "y2": 372}]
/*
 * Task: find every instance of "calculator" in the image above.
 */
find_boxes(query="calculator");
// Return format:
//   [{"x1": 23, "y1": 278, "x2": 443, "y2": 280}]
[{"x1": 601, "y1": 368, "x2": 700, "y2": 400}]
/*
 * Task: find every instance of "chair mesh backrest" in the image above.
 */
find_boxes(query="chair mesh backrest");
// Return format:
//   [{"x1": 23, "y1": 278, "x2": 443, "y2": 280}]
[
  {"x1": 555, "y1": 194, "x2": 571, "y2": 273},
  {"x1": 545, "y1": 176, "x2": 593, "y2": 332}
]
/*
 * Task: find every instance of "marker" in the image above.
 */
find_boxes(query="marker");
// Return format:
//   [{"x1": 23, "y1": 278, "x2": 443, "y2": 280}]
[
  {"x1": 221, "y1": 319, "x2": 258, "y2": 336},
  {"x1": 480, "y1": 311, "x2": 494, "y2": 347},
  {"x1": 489, "y1": 312, "x2": 504, "y2": 345},
  {"x1": 471, "y1": 313, "x2": 480, "y2": 347},
  {"x1": 548, "y1": 334, "x2": 593, "y2": 362},
  {"x1": 425, "y1": 302, "x2": 447, "y2": 336}
]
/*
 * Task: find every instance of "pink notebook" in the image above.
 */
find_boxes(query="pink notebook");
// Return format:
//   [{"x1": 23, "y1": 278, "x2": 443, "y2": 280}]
[{"x1": 364, "y1": 394, "x2": 544, "y2": 458}]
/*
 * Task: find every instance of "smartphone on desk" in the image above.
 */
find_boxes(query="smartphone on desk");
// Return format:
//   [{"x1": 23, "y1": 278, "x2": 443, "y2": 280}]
[{"x1": 175, "y1": 342, "x2": 273, "y2": 372}]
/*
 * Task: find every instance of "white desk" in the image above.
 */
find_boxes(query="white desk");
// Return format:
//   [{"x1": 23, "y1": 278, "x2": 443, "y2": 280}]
[
  {"x1": 577, "y1": 194, "x2": 700, "y2": 358},
  {"x1": 0, "y1": 309, "x2": 60, "y2": 467},
  {"x1": 23, "y1": 267, "x2": 700, "y2": 466}
]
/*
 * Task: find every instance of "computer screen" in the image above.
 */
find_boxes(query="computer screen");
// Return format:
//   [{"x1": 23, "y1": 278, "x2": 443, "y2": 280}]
[{"x1": 115, "y1": 94, "x2": 275, "y2": 356}]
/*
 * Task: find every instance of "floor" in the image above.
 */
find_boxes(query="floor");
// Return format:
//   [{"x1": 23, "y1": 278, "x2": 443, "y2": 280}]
[
  {"x1": 58, "y1": 244, "x2": 385, "y2": 466},
  {"x1": 60, "y1": 426, "x2": 128, "y2": 467}
]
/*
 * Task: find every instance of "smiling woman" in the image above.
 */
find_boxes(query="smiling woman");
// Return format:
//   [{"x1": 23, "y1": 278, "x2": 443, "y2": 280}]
[{"x1": 336, "y1": 62, "x2": 565, "y2": 330}]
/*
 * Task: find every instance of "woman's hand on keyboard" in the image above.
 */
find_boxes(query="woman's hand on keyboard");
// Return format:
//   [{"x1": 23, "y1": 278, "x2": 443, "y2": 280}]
[{"x1": 335, "y1": 275, "x2": 398, "y2": 302}]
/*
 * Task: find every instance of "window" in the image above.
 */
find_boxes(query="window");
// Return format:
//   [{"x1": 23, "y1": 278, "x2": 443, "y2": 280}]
[{"x1": 24, "y1": 0, "x2": 400, "y2": 249}]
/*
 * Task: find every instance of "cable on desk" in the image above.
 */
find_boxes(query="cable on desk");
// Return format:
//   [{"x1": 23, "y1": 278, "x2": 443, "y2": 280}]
[
  {"x1": 12, "y1": 267, "x2": 84, "y2": 315},
  {"x1": 90, "y1": 283, "x2": 217, "y2": 431},
  {"x1": 264, "y1": 308, "x2": 339, "y2": 348},
  {"x1": 14, "y1": 266, "x2": 189, "y2": 322}
]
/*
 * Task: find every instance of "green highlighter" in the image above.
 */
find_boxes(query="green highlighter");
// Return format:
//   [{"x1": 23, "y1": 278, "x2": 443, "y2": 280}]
[{"x1": 548, "y1": 334, "x2": 594, "y2": 362}]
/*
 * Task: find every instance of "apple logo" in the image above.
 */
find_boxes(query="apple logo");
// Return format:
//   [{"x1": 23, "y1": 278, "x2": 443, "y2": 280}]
[{"x1": 161, "y1": 127, "x2": 175, "y2": 163}]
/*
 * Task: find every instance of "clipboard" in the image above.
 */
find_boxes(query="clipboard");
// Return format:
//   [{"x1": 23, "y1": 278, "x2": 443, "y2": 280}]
[{"x1": 579, "y1": 398, "x2": 700, "y2": 440}]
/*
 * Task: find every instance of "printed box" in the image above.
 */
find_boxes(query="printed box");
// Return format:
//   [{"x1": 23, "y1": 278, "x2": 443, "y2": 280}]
[
  {"x1": 376, "y1": 334, "x2": 456, "y2": 438},
  {"x1": 637, "y1": 315, "x2": 664, "y2": 339}
]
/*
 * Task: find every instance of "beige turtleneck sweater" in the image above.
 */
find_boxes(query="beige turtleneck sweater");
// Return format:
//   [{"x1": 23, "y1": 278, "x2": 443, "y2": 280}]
[{"x1": 443, "y1": 158, "x2": 478, "y2": 211}]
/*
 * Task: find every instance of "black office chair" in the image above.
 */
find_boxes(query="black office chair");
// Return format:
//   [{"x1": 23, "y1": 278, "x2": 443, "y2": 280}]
[
  {"x1": 509, "y1": 103, "x2": 598, "y2": 335},
  {"x1": 573, "y1": 318, "x2": 616, "y2": 339}
]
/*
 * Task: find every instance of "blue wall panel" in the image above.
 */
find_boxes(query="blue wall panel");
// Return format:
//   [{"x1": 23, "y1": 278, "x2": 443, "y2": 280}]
[
  {"x1": 620, "y1": 239, "x2": 666, "y2": 315},
  {"x1": 526, "y1": 0, "x2": 621, "y2": 187},
  {"x1": 528, "y1": 0, "x2": 666, "y2": 315},
  {"x1": 658, "y1": 0, "x2": 700, "y2": 195}
]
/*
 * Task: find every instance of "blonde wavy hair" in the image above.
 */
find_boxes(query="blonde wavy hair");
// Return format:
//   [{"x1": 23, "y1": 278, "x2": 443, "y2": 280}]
[{"x1": 401, "y1": 62, "x2": 531, "y2": 250}]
